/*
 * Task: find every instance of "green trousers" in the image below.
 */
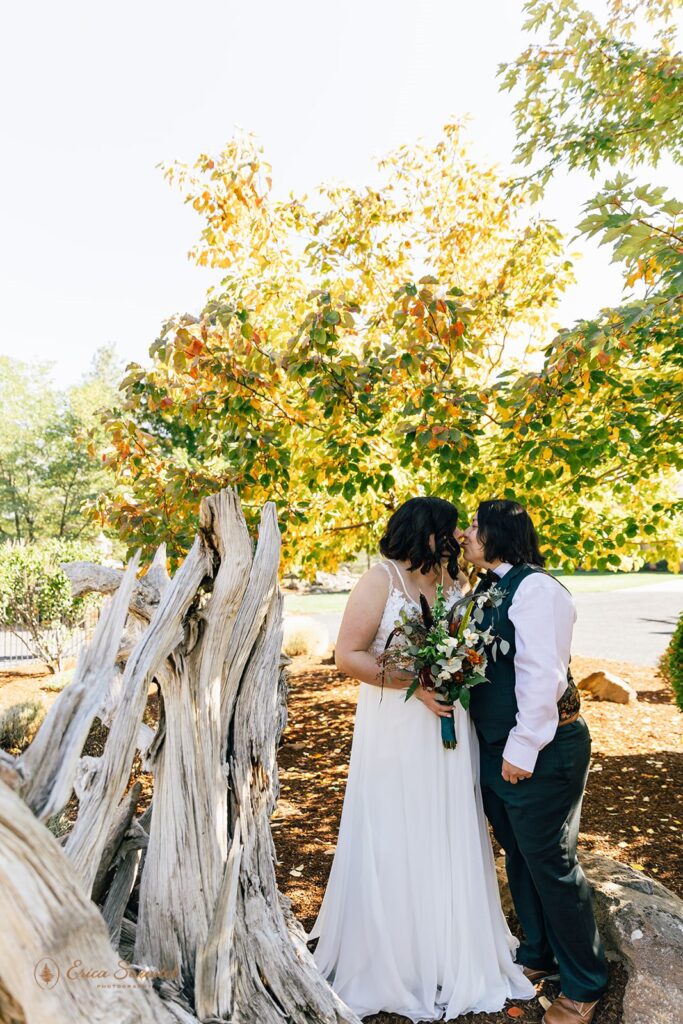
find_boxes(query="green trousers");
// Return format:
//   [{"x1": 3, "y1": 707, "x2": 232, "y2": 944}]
[{"x1": 479, "y1": 716, "x2": 608, "y2": 1002}]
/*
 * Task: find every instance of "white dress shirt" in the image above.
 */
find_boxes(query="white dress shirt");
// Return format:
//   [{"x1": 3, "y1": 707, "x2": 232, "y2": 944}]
[{"x1": 491, "y1": 562, "x2": 576, "y2": 773}]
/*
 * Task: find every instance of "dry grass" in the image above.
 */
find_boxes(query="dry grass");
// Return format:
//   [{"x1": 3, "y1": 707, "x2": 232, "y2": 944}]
[
  {"x1": 0, "y1": 699, "x2": 46, "y2": 755},
  {"x1": 282, "y1": 616, "x2": 330, "y2": 658}
]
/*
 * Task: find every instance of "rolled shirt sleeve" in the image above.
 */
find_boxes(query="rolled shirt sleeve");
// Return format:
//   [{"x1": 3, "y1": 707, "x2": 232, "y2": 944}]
[{"x1": 502, "y1": 573, "x2": 576, "y2": 773}]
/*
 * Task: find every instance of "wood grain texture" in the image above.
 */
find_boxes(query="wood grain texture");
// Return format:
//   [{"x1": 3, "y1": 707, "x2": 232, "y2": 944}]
[
  {"x1": 16, "y1": 555, "x2": 140, "y2": 822},
  {"x1": 0, "y1": 779, "x2": 178, "y2": 1024},
  {"x1": 0, "y1": 489, "x2": 360, "y2": 1024}
]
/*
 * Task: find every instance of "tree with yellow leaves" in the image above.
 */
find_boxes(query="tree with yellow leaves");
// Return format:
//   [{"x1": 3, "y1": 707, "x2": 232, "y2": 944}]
[
  {"x1": 97, "y1": 2, "x2": 683, "y2": 575},
  {"x1": 97, "y1": 123, "x2": 579, "y2": 571}
]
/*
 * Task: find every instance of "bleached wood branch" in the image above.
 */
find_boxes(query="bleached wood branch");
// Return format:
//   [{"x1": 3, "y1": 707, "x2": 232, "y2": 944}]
[
  {"x1": 101, "y1": 840, "x2": 143, "y2": 950},
  {"x1": 194, "y1": 818, "x2": 243, "y2": 1019},
  {"x1": 60, "y1": 559, "x2": 159, "y2": 620},
  {"x1": 16, "y1": 554, "x2": 141, "y2": 822},
  {"x1": 64, "y1": 534, "x2": 212, "y2": 894},
  {"x1": 220, "y1": 500, "x2": 281, "y2": 751},
  {"x1": 92, "y1": 780, "x2": 143, "y2": 904},
  {"x1": 134, "y1": 490, "x2": 256, "y2": 988}
]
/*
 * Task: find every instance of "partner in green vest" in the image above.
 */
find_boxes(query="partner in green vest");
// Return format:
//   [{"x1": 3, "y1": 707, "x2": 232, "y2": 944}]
[{"x1": 457, "y1": 500, "x2": 608, "y2": 1024}]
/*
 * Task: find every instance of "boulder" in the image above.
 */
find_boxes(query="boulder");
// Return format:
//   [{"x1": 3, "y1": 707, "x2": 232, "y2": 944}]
[
  {"x1": 578, "y1": 669, "x2": 638, "y2": 704},
  {"x1": 312, "y1": 570, "x2": 357, "y2": 593},
  {"x1": 496, "y1": 852, "x2": 683, "y2": 1024}
]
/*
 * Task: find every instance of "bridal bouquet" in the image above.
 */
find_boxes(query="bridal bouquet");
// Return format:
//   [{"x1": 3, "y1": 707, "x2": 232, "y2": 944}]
[{"x1": 378, "y1": 583, "x2": 507, "y2": 749}]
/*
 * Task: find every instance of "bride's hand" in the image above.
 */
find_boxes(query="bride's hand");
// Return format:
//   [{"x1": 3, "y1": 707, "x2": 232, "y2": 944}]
[
  {"x1": 415, "y1": 688, "x2": 454, "y2": 718},
  {"x1": 383, "y1": 669, "x2": 414, "y2": 690}
]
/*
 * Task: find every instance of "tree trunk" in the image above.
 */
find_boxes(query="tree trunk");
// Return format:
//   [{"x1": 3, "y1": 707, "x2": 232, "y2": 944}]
[{"x1": 0, "y1": 488, "x2": 360, "y2": 1024}]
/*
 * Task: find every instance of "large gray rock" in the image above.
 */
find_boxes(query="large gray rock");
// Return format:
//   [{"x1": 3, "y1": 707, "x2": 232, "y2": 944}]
[
  {"x1": 496, "y1": 852, "x2": 683, "y2": 1024},
  {"x1": 578, "y1": 670, "x2": 638, "y2": 703},
  {"x1": 582, "y1": 852, "x2": 683, "y2": 1024}
]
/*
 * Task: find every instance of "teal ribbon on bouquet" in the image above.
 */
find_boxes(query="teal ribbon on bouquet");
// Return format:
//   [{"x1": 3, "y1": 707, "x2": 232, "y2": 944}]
[{"x1": 438, "y1": 700, "x2": 457, "y2": 749}]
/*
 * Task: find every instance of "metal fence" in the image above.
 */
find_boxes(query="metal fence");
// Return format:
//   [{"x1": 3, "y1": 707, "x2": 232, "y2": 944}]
[{"x1": 0, "y1": 609, "x2": 100, "y2": 670}]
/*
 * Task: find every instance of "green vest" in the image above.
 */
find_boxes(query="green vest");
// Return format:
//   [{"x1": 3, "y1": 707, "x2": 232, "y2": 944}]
[{"x1": 469, "y1": 563, "x2": 571, "y2": 745}]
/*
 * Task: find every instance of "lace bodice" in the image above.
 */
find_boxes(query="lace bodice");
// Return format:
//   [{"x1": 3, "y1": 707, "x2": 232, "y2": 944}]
[{"x1": 369, "y1": 561, "x2": 464, "y2": 657}]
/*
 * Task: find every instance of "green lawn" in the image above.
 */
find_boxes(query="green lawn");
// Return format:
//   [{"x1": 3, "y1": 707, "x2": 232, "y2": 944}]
[
  {"x1": 283, "y1": 592, "x2": 350, "y2": 614},
  {"x1": 554, "y1": 572, "x2": 676, "y2": 593},
  {"x1": 283, "y1": 572, "x2": 677, "y2": 615}
]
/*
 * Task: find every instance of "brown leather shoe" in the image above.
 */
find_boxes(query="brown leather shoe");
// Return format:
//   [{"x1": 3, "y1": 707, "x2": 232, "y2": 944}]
[
  {"x1": 543, "y1": 993, "x2": 600, "y2": 1024},
  {"x1": 522, "y1": 965, "x2": 554, "y2": 984}
]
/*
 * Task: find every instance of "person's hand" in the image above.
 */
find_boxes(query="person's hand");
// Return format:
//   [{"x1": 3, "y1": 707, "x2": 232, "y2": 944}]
[
  {"x1": 384, "y1": 669, "x2": 414, "y2": 690},
  {"x1": 501, "y1": 759, "x2": 533, "y2": 784},
  {"x1": 416, "y1": 688, "x2": 454, "y2": 718}
]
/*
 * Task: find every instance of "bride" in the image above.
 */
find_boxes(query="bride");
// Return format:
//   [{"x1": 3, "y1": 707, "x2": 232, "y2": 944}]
[{"x1": 309, "y1": 496, "x2": 535, "y2": 1021}]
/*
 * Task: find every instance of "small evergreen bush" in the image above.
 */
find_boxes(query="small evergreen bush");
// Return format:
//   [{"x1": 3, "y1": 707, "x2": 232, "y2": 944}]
[
  {"x1": 0, "y1": 539, "x2": 100, "y2": 672},
  {"x1": 660, "y1": 611, "x2": 683, "y2": 713}
]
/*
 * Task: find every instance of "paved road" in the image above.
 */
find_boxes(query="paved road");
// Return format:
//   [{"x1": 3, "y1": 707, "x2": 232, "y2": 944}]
[
  {"x1": 571, "y1": 585, "x2": 682, "y2": 666},
  {"x1": 291, "y1": 582, "x2": 683, "y2": 668}
]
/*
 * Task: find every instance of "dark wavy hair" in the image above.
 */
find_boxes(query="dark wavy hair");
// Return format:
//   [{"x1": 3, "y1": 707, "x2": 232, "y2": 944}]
[
  {"x1": 476, "y1": 499, "x2": 545, "y2": 567},
  {"x1": 379, "y1": 497, "x2": 461, "y2": 578}
]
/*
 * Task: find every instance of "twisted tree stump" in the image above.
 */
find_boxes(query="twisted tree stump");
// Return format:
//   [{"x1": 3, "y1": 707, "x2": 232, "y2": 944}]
[{"x1": 0, "y1": 489, "x2": 359, "y2": 1024}]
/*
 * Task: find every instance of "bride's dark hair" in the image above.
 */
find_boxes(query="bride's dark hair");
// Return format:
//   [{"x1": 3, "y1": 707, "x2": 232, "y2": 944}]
[{"x1": 379, "y1": 497, "x2": 461, "y2": 579}]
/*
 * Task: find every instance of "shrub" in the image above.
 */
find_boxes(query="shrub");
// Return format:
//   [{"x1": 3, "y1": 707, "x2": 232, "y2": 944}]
[
  {"x1": 660, "y1": 611, "x2": 683, "y2": 713},
  {"x1": 41, "y1": 668, "x2": 75, "y2": 693},
  {"x1": 282, "y1": 616, "x2": 330, "y2": 658},
  {"x1": 0, "y1": 700, "x2": 45, "y2": 754},
  {"x1": 0, "y1": 539, "x2": 100, "y2": 672},
  {"x1": 46, "y1": 809, "x2": 72, "y2": 841}
]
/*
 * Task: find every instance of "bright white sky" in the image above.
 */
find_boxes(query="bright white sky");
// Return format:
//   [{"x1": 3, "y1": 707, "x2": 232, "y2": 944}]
[{"x1": 1, "y1": 0, "x2": 681, "y2": 388}]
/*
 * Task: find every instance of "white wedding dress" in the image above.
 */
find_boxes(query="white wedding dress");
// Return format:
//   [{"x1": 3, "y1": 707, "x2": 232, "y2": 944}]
[{"x1": 309, "y1": 561, "x2": 534, "y2": 1021}]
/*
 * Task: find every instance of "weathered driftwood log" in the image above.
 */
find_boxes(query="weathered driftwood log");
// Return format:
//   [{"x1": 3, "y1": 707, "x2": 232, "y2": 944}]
[
  {"x1": 0, "y1": 488, "x2": 360, "y2": 1024},
  {"x1": 133, "y1": 490, "x2": 256, "y2": 992},
  {"x1": 0, "y1": 778, "x2": 180, "y2": 1024},
  {"x1": 60, "y1": 543, "x2": 170, "y2": 620}
]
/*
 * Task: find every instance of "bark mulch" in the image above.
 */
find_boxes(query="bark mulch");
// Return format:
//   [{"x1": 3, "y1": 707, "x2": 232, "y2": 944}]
[
  {"x1": 274, "y1": 654, "x2": 682, "y2": 1024},
  {"x1": 3, "y1": 654, "x2": 680, "y2": 1023}
]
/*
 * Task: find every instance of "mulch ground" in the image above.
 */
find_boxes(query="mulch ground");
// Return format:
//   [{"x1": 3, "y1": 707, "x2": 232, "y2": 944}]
[
  {"x1": 274, "y1": 654, "x2": 682, "y2": 1024},
  {"x1": 2, "y1": 654, "x2": 680, "y2": 1024}
]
